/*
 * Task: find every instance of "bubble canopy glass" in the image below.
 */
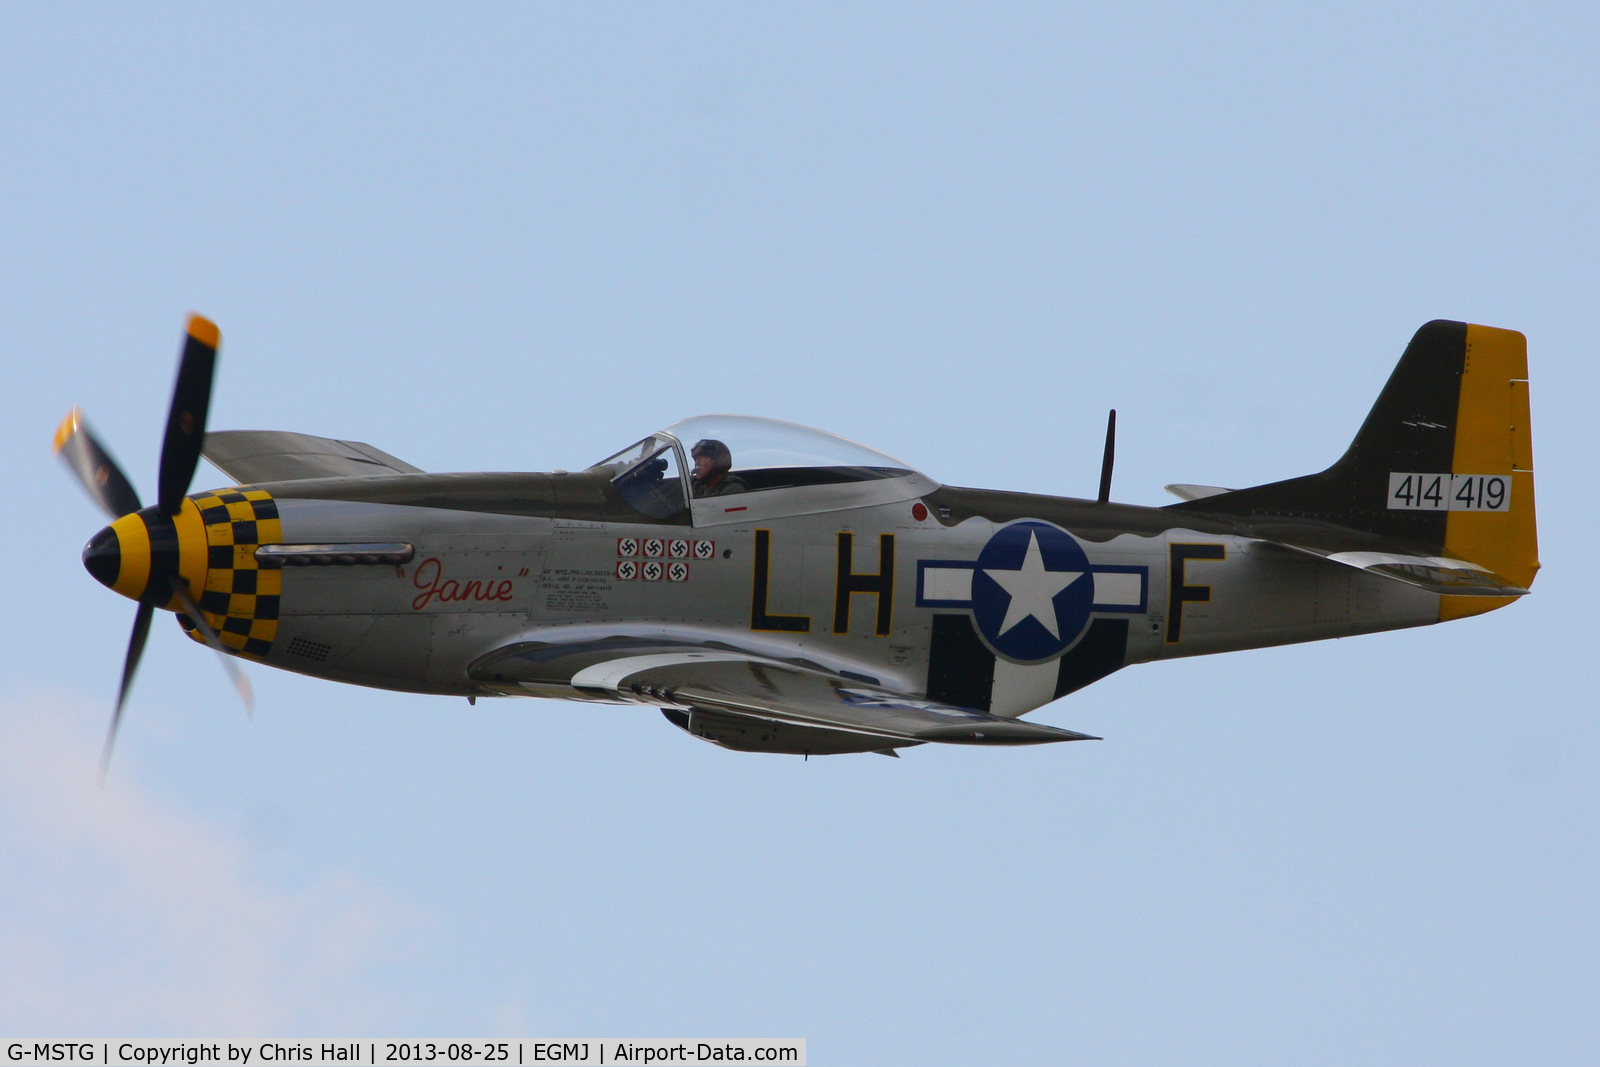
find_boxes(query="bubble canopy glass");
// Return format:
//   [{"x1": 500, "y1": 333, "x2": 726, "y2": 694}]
[
  {"x1": 592, "y1": 416, "x2": 937, "y2": 525},
  {"x1": 660, "y1": 415, "x2": 920, "y2": 487}
]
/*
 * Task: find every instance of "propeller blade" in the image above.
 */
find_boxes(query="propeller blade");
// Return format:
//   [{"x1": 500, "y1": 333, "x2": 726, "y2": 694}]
[
  {"x1": 100, "y1": 600, "x2": 155, "y2": 785},
  {"x1": 53, "y1": 407, "x2": 142, "y2": 518},
  {"x1": 172, "y1": 582, "x2": 255, "y2": 717},
  {"x1": 157, "y1": 314, "x2": 220, "y2": 516}
]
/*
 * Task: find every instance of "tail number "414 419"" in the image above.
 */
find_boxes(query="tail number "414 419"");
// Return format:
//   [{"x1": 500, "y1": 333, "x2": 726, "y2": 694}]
[{"x1": 1388, "y1": 473, "x2": 1511, "y2": 512}]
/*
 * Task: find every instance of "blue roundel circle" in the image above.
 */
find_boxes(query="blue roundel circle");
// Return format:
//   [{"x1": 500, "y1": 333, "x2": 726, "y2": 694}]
[{"x1": 970, "y1": 520, "x2": 1094, "y2": 662}]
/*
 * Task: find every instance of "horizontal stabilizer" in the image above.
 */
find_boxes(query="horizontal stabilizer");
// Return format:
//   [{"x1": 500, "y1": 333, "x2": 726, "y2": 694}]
[
  {"x1": 204, "y1": 430, "x2": 423, "y2": 483},
  {"x1": 1264, "y1": 540, "x2": 1530, "y2": 597},
  {"x1": 1164, "y1": 483, "x2": 1234, "y2": 501}
]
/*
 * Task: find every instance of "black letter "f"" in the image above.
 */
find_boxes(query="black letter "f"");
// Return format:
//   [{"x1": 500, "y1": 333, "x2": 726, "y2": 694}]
[{"x1": 1166, "y1": 542, "x2": 1225, "y2": 644}]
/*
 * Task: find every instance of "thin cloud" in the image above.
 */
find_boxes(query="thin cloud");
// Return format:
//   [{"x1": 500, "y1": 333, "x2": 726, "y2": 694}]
[{"x1": 0, "y1": 694, "x2": 413, "y2": 1034}]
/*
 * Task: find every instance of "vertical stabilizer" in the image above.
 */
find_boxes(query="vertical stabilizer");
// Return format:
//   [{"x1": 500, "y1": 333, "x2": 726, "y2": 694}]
[{"x1": 1169, "y1": 320, "x2": 1538, "y2": 620}]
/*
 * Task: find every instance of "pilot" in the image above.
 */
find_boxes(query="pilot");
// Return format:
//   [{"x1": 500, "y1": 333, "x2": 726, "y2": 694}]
[{"x1": 690, "y1": 439, "x2": 747, "y2": 498}]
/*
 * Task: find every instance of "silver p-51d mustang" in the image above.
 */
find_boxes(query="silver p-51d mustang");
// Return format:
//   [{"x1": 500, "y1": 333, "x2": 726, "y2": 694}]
[{"x1": 60, "y1": 316, "x2": 1538, "y2": 770}]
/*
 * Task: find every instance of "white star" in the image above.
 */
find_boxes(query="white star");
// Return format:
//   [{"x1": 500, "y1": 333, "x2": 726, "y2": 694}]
[{"x1": 984, "y1": 531, "x2": 1083, "y2": 638}]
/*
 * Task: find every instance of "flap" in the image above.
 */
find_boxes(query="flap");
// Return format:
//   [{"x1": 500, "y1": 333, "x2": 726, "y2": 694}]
[
  {"x1": 568, "y1": 651, "x2": 1096, "y2": 746},
  {"x1": 203, "y1": 430, "x2": 424, "y2": 483}
]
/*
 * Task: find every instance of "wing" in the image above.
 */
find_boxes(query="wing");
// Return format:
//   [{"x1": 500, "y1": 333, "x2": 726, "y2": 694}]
[
  {"x1": 203, "y1": 430, "x2": 424, "y2": 483},
  {"x1": 471, "y1": 641, "x2": 1096, "y2": 752}
]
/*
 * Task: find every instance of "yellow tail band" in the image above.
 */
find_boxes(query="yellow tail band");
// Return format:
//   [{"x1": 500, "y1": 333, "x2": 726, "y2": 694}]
[{"x1": 1440, "y1": 324, "x2": 1539, "y2": 621}]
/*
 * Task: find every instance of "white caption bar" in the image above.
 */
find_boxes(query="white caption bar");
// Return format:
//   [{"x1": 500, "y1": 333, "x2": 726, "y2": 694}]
[
  {"x1": 3, "y1": 1043, "x2": 804, "y2": 1067},
  {"x1": 1387, "y1": 472, "x2": 1512, "y2": 512}
]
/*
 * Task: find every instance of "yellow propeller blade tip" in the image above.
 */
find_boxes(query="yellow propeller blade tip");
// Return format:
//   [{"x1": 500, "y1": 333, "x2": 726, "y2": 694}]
[
  {"x1": 186, "y1": 314, "x2": 221, "y2": 349},
  {"x1": 52, "y1": 406, "x2": 81, "y2": 454}
]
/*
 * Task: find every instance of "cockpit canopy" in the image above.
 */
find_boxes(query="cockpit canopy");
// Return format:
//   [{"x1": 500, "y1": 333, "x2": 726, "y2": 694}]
[{"x1": 592, "y1": 415, "x2": 937, "y2": 524}]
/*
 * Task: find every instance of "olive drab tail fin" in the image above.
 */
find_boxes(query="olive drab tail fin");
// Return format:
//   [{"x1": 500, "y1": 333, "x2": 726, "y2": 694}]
[{"x1": 1168, "y1": 320, "x2": 1538, "y2": 619}]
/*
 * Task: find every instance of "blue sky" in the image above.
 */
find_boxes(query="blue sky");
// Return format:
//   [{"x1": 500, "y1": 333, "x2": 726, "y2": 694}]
[{"x1": 2, "y1": 4, "x2": 1596, "y2": 1062}]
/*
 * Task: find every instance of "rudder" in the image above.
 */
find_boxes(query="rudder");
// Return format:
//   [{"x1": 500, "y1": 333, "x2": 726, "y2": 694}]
[{"x1": 1439, "y1": 324, "x2": 1538, "y2": 617}]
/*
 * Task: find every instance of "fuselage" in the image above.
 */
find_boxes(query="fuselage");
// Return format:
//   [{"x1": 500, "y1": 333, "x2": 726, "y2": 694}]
[{"x1": 83, "y1": 466, "x2": 1442, "y2": 719}]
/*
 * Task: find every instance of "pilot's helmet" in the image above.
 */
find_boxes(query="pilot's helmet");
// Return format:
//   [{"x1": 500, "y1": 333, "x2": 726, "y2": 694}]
[{"x1": 690, "y1": 438, "x2": 733, "y2": 474}]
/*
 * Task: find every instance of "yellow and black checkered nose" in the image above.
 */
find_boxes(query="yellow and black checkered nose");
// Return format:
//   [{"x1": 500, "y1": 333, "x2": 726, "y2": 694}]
[
  {"x1": 81, "y1": 500, "x2": 209, "y2": 609},
  {"x1": 83, "y1": 488, "x2": 284, "y2": 660},
  {"x1": 182, "y1": 488, "x2": 283, "y2": 659}
]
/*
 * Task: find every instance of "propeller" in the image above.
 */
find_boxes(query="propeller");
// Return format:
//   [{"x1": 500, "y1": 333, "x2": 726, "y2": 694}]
[
  {"x1": 106, "y1": 601, "x2": 155, "y2": 783},
  {"x1": 158, "y1": 318, "x2": 218, "y2": 516},
  {"x1": 55, "y1": 315, "x2": 249, "y2": 782},
  {"x1": 52, "y1": 408, "x2": 142, "y2": 519}
]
